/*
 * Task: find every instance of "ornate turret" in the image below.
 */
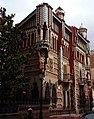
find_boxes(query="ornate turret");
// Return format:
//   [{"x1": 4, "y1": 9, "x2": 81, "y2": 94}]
[
  {"x1": 36, "y1": 3, "x2": 53, "y2": 49},
  {"x1": 79, "y1": 23, "x2": 87, "y2": 39},
  {"x1": 55, "y1": 6, "x2": 65, "y2": 21}
]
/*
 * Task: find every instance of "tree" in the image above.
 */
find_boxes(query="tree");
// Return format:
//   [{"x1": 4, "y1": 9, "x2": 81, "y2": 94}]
[{"x1": 0, "y1": 7, "x2": 29, "y2": 101}]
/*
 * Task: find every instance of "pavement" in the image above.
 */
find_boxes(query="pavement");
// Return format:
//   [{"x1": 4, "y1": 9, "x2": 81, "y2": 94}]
[{"x1": 44, "y1": 114, "x2": 86, "y2": 119}]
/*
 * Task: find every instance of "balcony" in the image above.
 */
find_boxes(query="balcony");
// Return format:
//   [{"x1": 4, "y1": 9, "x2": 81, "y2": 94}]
[
  {"x1": 85, "y1": 65, "x2": 90, "y2": 70},
  {"x1": 63, "y1": 74, "x2": 73, "y2": 83},
  {"x1": 78, "y1": 80, "x2": 85, "y2": 86},
  {"x1": 78, "y1": 78, "x2": 91, "y2": 87},
  {"x1": 58, "y1": 73, "x2": 73, "y2": 89}
]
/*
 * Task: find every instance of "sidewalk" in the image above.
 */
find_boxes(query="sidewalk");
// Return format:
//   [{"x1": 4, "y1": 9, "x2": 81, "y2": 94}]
[{"x1": 45, "y1": 114, "x2": 86, "y2": 119}]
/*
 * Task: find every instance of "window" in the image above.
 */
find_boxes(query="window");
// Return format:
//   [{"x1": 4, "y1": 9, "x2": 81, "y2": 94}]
[
  {"x1": 63, "y1": 45, "x2": 68, "y2": 57},
  {"x1": 63, "y1": 65, "x2": 70, "y2": 79},
  {"x1": 55, "y1": 37, "x2": 57, "y2": 51},
  {"x1": 82, "y1": 55, "x2": 84, "y2": 64},
  {"x1": 63, "y1": 91, "x2": 66, "y2": 109},
  {"x1": 65, "y1": 32, "x2": 69, "y2": 41},
  {"x1": 52, "y1": 35, "x2": 54, "y2": 50},
  {"x1": 77, "y1": 51, "x2": 79, "y2": 59},
  {"x1": 52, "y1": 84, "x2": 57, "y2": 105},
  {"x1": 45, "y1": 83, "x2": 50, "y2": 102},
  {"x1": 67, "y1": 91, "x2": 70, "y2": 108},
  {"x1": 53, "y1": 19, "x2": 59, "y2": 33},
  {"x1": 31, "y1": 33, "x2": 34, "y2": 45},
  {"x1": 27, "y1": 34, "x2": 30, "y2": 46},
  {"x1": 24, "y1": 39, "x2": 26, "y2": 48}
]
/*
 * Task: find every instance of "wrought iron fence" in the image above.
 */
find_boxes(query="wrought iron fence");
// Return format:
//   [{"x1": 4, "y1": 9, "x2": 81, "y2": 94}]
[{"x1": 0, "y1": 99, "x2": 50, "y2": 114}]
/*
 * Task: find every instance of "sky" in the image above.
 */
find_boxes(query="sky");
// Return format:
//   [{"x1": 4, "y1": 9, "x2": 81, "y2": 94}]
[{"x1": 0, "y1": 0, "x2": 94, "y2": 50}]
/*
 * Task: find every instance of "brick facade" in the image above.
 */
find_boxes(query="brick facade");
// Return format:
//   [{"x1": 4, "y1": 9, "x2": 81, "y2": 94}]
[{"x1": 17, "y1": 3, "x2": 91, "y2": 115}]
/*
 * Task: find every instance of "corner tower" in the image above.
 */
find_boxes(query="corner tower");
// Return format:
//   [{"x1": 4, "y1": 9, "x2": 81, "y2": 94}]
[
  {"x1": 36, "y1": 3, "x2": 53, "y2": 44},
  {"x1": 55, "y1": 6, "x2": 65, "y2": 21},
  {"x1": 79, "y1": 23, "x2": 87, "y2": 39}
]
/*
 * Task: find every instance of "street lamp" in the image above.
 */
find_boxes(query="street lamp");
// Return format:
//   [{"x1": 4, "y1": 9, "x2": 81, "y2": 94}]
[{"x1": 39, "y1": 47, "x2": 48, "y2": 119}]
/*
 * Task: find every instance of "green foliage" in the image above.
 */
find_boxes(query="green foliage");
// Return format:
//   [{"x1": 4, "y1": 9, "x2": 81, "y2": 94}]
[{"x1": 0, "y1": 7, "x2": 29, "y2": 99}]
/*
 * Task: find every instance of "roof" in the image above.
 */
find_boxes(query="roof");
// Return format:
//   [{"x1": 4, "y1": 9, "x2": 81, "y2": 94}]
[
  {"x1": 55, "y1": 6, "x2": 65, "y2": 14},
  {"x1": 18, "y1": 9, "x2": 36, "y2": 28},
  {"x1": 17, "y1": 3, "x2": 53, "y2": 28},
  {"x1": 36, "y1": 2, "x2": 53, "y2": 9}
]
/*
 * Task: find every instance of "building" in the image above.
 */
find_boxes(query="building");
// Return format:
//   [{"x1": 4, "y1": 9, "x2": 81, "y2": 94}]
[
  {"x1": 90, "y1": 50, "x2": 94, "y2": 107},
  {"x1": 90, "y1": 50, "x2": 94, "y2": 81},
  {"x1": 17, "y1": 3, "x2": 91, "y2": 115}
]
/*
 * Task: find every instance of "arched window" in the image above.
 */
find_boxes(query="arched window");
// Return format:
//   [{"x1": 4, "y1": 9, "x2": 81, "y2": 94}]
[
  {"x1": 52, "y1": 35, "x2": 54, "y2": 50},
  {"x1": 27, "y1": 34, "x2": 30, "y2": 47},
  {"x1": 31, "y1": 82, "x2": 39, "y2": 103},
  {"x1": 77, "y1": 51, "x2": 79, "y2": 59},
  {"x1": 67, "y1": 91, "x2": 70, "y2": 108},
  {"x1": 63, "y1": 91, "x2": 66, "y2": 109},
  {"x1": 31, "y1": 33, "x2": 34, "y2": 45},
  {"x1": 52, "y1": 84, "x2": 57, "y2": 105},
  {"x1": 24, "y1": 39, "x2": 26, "y2": 48},
  {"x1": 45, "y1": 83, "x2": 50, "y2": 103}
]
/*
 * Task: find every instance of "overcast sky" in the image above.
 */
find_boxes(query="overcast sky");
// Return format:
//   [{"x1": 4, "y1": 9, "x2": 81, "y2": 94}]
[{"x1": 0, "y1": 0, "x2": 94, "y2": 50}]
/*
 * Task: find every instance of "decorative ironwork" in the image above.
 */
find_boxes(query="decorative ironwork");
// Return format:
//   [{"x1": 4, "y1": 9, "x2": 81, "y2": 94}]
[{"x1": 85, "y1": 65, "x2": 90, "y2": 71}]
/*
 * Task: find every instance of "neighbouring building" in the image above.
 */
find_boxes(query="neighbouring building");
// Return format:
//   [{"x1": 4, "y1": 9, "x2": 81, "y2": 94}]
[
  {"x1": 17, "y1": 3, "x2": 91, "y2": 116},
  {"x1": 90, "y1": 50, "x2": 94, "y2": 80},
  {"x1": 90, "y1": 50, "x2": 94, "y2": 104}
]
